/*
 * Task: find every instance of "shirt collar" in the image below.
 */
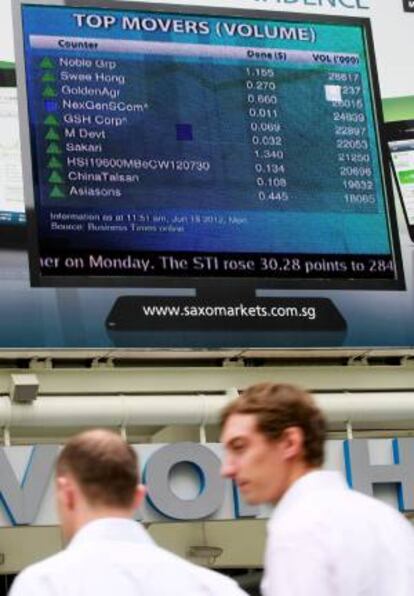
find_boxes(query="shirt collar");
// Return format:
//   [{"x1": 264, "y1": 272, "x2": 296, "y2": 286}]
[
  {"x1": 272, "y1": 470, "x2": 348, "y2": 519},
  {"x1": 68, "y1": 517, "x2": 154, "y2": 550}
]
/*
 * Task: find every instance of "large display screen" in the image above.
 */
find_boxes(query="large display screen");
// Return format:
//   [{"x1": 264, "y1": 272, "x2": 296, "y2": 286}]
[
  {"x1": 15, "y1": 1, "x2": 403, "y2": 289},
  {"x1": 391, "y1": 140, "x2": 414, "y2": 224},
  {"x1": 0, "y1": 67, "x2": 26, "y2": 229},
  {"x1": 387, "y1": 121, "x2": 414, "y2": 243}
]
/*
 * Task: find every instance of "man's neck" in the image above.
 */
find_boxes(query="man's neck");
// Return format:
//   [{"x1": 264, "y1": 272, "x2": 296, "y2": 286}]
[
  {"x1": 69, "y1": 507, "x2": 133, "y2": 543},
  {"x1": 274, "y1": 462, "x2": 319, "y2": 505}
]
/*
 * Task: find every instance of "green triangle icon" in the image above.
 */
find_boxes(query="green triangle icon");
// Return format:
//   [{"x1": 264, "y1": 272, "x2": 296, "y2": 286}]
[
  {"x1": 42, "y1": 72, "x2": 56, "y2": 83},
  {"x1": 42, "y1": 86, "x2": 57, "y2": 98},
  {"x1": 40, "y1": 57, "x2": 55, "y2": 69},
  {"x1": 44, "y1": 115, "x2": 60, "y2": 126},
  {"x1": 50, "y1": 186, "x2": 65, "y2": 199},
  {"x1": 49, "y1": 171, "x2": 64, "y2": 184},
  {"x1": 46, "y1": 143, "x2": 62, "y2": 155},
  {"x1": 45, "y1": 128, "x2": 60, "y2": 141},
  {"x1": 47, "y1": 157, "x2": 63, "y2": 169}
]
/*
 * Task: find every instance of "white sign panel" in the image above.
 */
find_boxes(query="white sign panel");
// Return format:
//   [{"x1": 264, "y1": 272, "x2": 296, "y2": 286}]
[{"x1": 0, "y1": 439, "x2": 412, "y2": 527}]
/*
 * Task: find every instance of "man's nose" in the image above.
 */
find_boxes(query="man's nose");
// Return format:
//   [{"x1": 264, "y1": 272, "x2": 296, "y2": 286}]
[{"x1": 221, "y1": 457, "x2": 235, "y2": 478}]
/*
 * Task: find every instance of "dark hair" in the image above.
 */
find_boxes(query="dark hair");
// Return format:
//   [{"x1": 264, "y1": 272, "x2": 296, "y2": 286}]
[
  {"x1": 56, "y1": 429, "x2": 139, "y2": 508},
  {"x1": 221, "y1": 383, "x2": 326, "y2": 466}
]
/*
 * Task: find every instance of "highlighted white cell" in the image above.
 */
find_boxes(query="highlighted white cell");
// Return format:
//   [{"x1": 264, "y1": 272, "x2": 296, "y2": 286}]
[{"x1": 325, "y1": 84, "x2": 342, "y2": 102}]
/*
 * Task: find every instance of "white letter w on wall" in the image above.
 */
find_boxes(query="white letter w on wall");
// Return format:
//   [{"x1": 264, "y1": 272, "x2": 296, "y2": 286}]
[{"x1": 0, "y1": 446, "x2": 58, "y2": 525}]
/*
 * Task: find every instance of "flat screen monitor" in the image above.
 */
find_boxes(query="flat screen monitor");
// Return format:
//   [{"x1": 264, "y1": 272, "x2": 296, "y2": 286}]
[
  {"x1": 13, "y1": 1, "x2": 403, "y2": 289},
  {"x1": 386, "y1": 120, "x2": 414, "y2": 244},
  {"x1": 0, "y1": 64, "x2": 26, "y2": 247}
]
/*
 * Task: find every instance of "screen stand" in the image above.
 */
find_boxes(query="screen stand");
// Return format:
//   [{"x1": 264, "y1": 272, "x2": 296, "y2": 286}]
[{"x1": 105, "y1": 283, "x2": 347, "y2": 347}]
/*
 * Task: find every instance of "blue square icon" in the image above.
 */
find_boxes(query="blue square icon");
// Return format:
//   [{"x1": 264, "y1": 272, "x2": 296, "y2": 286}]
[
  {"x1": 44, "y1": 100, "x2": 58, "y2": 112},
  {"x1": 176, "y1": 123, "x2": 193, "y2": 141}
]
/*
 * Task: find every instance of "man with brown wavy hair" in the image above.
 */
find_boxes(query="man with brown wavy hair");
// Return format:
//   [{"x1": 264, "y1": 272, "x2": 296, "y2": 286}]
[
  {"x1": 10, "y1": 429, "x2": 247, "y2": 596},
  {"x1": 220, "y1": 383, "x2": 414, "y2": 596}
]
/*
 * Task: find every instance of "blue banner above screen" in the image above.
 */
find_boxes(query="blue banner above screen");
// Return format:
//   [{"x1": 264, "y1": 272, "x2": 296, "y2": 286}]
[{"x1": 19, "y1": 3, "x2": 403, "y2": 289}]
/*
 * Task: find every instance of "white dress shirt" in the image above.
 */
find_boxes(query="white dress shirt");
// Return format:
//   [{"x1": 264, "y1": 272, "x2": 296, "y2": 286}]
[
  {"x1": 10, "y1": 517, "x2": 247, "y2": 596},
  {"x1": 262, "y1": 470, "x2": 414, "y2": 596}
]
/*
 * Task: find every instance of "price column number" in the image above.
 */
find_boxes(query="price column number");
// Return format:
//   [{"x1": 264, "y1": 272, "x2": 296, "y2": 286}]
[{"x1": 245, "y1": 67, "x2": 289, "y2": 203}]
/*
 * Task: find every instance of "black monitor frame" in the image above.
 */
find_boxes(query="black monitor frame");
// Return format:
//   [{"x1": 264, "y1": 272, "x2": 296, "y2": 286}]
[{"x1": 13, "y1": 0, "x2": 404, "y2": 290}]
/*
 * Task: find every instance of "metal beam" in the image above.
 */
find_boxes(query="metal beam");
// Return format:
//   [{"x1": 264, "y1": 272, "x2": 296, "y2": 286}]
[{"x1": 0, "y1": 364, "x2": 412, "y2": 394}]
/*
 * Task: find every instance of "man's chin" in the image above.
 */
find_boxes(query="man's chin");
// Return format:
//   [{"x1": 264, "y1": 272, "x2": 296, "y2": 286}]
[{"x1": 239, "y1": 490, "x2": 260, "y2": 506}]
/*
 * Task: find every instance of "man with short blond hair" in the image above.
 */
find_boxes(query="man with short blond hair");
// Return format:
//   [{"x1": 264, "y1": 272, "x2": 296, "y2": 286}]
[
  {"x1": 11, "y1": 429, "x2": 247, "y2": 596},
  {"x1": 221, "y1": 382, "x2": 414, "y2": 596}
]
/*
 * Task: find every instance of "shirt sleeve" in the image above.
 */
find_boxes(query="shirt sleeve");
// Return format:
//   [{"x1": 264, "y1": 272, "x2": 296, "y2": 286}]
[{"x1": 262, "y1": 535, "x2": 334, "y2": 596}]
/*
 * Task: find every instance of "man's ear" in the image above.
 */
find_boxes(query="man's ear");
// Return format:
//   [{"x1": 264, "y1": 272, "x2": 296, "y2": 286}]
[
  {"x1": 133, "y1": 484, "x2": 147, "y2": 509},
  {"x1": 281, "y1": 427, "x2": 305, "y2": 461},
  {"x1": 56, "y1": 475, "x2": 76, "y2": 511}
]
